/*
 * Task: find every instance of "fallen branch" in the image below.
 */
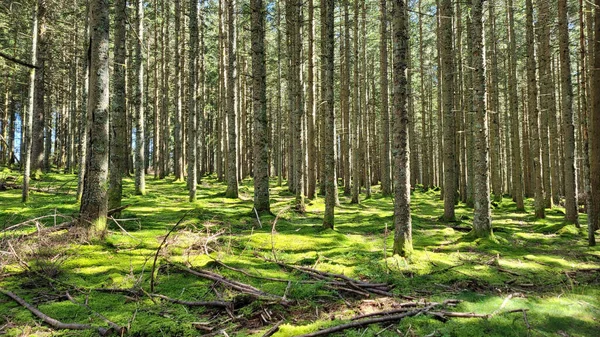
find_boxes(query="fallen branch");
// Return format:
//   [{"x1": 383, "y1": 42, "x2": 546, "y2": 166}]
[
  {"x1": 2, "y1": 214, "x2": 74, "y2": 232},
  {"x1": 172, "y1": 263, "x2": 291, "y2": 305},
  {"x1": 107, "y1": 204, "x2": 131, "y2": 217},
  {"x1": 294, "y1": 305, "x2": 434, "y2": 337},
  {"x1": 0, "y1": 288, "x2": 112, "y2": 335},
  {"x1": 351, "y1": 299, "x2": 460, "y2": 321},
  {"x1": 150, "y1": 293, "x2": 232, "y2": 309},
  {"x1": 150, "y1": 210, "x2": 192, "y2": 293},
  {"x1": 65, "y1": 291, "x2": 126, "y2": 334},
  {"x1": 261, "y1": 320, "x2": 284, "y2": 337}
]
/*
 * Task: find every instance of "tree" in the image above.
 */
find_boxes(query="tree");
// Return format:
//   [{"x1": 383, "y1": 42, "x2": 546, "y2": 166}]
[
  {"x1": 558, "y1": 0, "x2": 578, "y2": 225},
  {"x1": 471, "y1": 0, "x2": 492, "y2": 238},
  {"x1": 134, "y1": 0, "x2": 146, "y2": 195},
  {"x1": 391, "y1": 0, "x2": 412, "y2": 256},
  {"x1": 80, "y1": 0, "x2": 110, "y2": 237},
  {"x1": 224, "y1": 0, "x2": 238, "y2": 199},
  {"x1": 108, "y1": 0, "x2": 127, "y2": 212},
  {"x1": 22, "y1": 3, "x2": 38, "y2": 203},
  {"x1": 31, "y1": 0, "x2": 47, "y2": 175},
  {"x1": 188, "y1": 0, "x2": 198, "y2": 201},
  {"x1": 440, "y1": 0, "x2": 456, "y2": 222},
  {"x1": 252, "y1": 0, "x2": 270, "y2": 214},
  {"x1": 174, "y1": 0, "x2": 184, "y2": 182},
  {"x1": 306, "y1": 0, "x2": 316, "y2": 200},
  {"x1": 380, "y1": 0, "x2": 391, "y2": 196},
  {"x1": 322, "y1": 0, "x2": 335, "y2": 229},
  {"x1": 526, "y1": 0, "x2": 544, "y2": 219},
  {"x1": 590, "y1": 0, "x2": 600, "y2": 245},
  {"x1": 506, "y1": 0, "x2": 524, "y2": 211}
]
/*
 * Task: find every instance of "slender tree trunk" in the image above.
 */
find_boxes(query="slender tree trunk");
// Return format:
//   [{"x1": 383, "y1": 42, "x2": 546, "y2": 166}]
[
  {"x1": 558, "y1": 0, "x2": 578, "y2": 225},
  {"x1": 80, "y1": 0, "x2": 110, "y2": 237},
  {"x1": 174, "y1": 0, "x2": 184, "y2": 181},
  {"x1": 537, "y1": 0, "x2": 553, "y2": 209},
  {"x1": 526, "y1": 0, "x2": 545, "y2": 218},
  {"x1": 153, "y1": 0, "x2": 161, "y2": 179},
  {"x1": 252, "y1": 0, "x2": 270, "y2": 213},
  {"x1": 307, "y1": 0, "x2": 316, "y2": 199},
  {"x1": 351, "y1": 0, "x2": 360, "y2": 204},
  {"x1": 418, "y1": 0, "x2": 429, "y2": 190},
  {"x1": 77, "y1": 3, "x2": 90, "y2": 202},
  {"x1": 440, "y1": 0, "x2": 455, "y2": 221},
  {"x1": 488, "y1": 0, "x2": 502, "y2": 202},
  {"x1": 322, "y1": 0, "x2": 335, "y2": 229},
  {"x1": 187, "y1": 0, "x2": 198, "y2": 201},
  {"x1": 471, "y1": 0, "x2": 492, "y2": 238},
  {"x1": 380, "y1": 0, "x2": 391, "y2": 196},
  {"x1": 198, "y1": 1, "x2": 206, "y2": 180},
  {"x1": 134, "y1": 0, "x2": 145, "y2": 195},
  {"x1": 391, "y1": 0, "x2": 412, "y2": 256},
  {"x1": 225, "y1": 0, "x2": 239, "y2": 198},
  {"x1": 589, "y1": 0, "x2": 600, "y2": 245},
  {"x1": 108, "y1": 0, "x2": 127, "y2": 212},
  {"x1": 22, "y1": 4, "x2": 38, "y2": 203},
  {"x1": 507, "y1": 0, "x2": 524, "y2": 211},
  {"x1": 31, "y1": 0, "x2": 47, "y2": 175}
]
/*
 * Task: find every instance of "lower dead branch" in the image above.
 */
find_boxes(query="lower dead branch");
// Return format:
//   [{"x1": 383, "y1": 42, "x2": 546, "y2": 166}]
[
  {"x1": 261, "y1": 320, "x2": 284, "y2": 337},
  {"x1": 172, "y1": 263, "x2": 291, "y2": 305},
  {"x1": 0, "y1": 288, "x2": 114, "y2": 335}
]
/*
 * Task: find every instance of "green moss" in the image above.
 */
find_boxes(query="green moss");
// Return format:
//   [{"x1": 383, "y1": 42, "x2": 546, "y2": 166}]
[{"x1": 0, "y1": 169, "x2": 599, "y2": 336}]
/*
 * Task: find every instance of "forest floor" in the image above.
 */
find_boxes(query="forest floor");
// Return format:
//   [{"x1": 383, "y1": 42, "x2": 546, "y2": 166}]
[{"x1": 0, "y1": 169, "x2": 599, "y2": 337}]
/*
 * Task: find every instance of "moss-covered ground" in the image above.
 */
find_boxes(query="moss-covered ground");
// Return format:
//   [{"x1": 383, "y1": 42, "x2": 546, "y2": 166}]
[{"x1": 0, "y1": 170, "x2": 599, "y2": 336}]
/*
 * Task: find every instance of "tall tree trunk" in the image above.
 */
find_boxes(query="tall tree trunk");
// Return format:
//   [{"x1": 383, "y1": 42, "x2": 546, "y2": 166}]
[
  {"x1": 224, "y1": 0, "x2": 239, "y2": 198},
  {"x1": 537, "y1": 0, "x2": 553, "y2": 209},
  {"x1": 174, "y1": 0, "x2": 184, "y2": 181},
  {"x1": 188, "y1": 0, "x2": 198, "y2": 201},
  {"x1": 488, "y1": 0, "x2": 502, "y2": 202},
  {"x1": 351, "y1": 0, "x2": 360, "y2": 204},
  {"x1": 252, "y1": 0, "x2": 270, "y2": 213},
  {"x1": 306, "y1": 0, "x2": 316, "y2": 199},
  {"x1": 22, "y1": 3, "x2": 38, "y2": 203},
  {"x1": 80, "y1": 0, "x2": 110, "y2": 237},
  {"x1": 471, "y1": 0, "x2": 492, "y2": 238},
  {"x1": 380, "y1": 0, "x2": 391, "y2": 196},
  {"x1": 440, "y1": 0, "x2": 455, "y2": 221},
  {"x1": 31, "y1": 0, "x2": 47, "y2": 175},
  {"x1": 558, "y1": 0, "x2": 578, "y2": 225},
  {"x1": 391, "y1": 0, "x2": 412, "y2": 256},
  {"x1": 507, "y1": 0, "x2": 524, "y2": 211},
  {"x1": 589, "y1": 0, "x2": 600, "y2": 245},
  {"x1": 527, "y1": 0, "x2": 545, "y2": 219},
  {"x1": 322, "y1": 0, "x2": 335, "y2": 229},
  {"x1": 77, "y1": 3, "x2": 90, "y2": 202},
  {"x1": 108, "y1": 0, "x2": 127, "y2": 212},
  {"x1": 198, "y1": 1, "x2": 206, "y2": 180},
  {"x1": 418, "y1": 0, "x2": 429, "y2": 190},
  {"x1": 153, "y1": 0, "x2": 161, "y2": 179},
  {"x1": 134, "y1": 0, "x2": 146, "y2": 195}
]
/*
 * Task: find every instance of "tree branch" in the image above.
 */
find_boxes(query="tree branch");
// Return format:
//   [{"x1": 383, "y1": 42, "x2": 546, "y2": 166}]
[{"x1": 0, "y1": 51, "x2": 38, "y2": 69}]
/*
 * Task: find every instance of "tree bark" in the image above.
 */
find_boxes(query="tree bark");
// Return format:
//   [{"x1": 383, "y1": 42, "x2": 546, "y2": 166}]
[
  {"x1": 224, "y1": 0, "x2": 239, "y2": 198},
  {"x1": 380, "y1": 0, "x2": 391, "y2": 196},
  {"x1": 80, "y1": 0, "x2": 110, "y2": 237},
  {"x1": 391, "y1": 0, "x2": 412, "y2": 256},
  {"x1": 471, "y1": 0, "x2": 492, "y2": 238},
  {"x1": 488, "y1": 0, "x2": 502, "y2": 202},
  {"x1": 307, "y1": 0, "x2": 316, "y2": 200},
  {"x1": 322, "y1": 0, "x2": 335, "y2": 229},
  {"x1": 537, "y1": 0, "x2": 553, "y2": 209},
  {"x1": 589, "y1": 0, "x2": 600, "y2": 245},
  {"x1": 526, "y1": 0, "x2": 545, "y2": 219},
  {"x1": 22, "y1": 3, "x2": 38, "y2": 203},
  {"x1": 252, "y1": 0, "x2": 270, "y2": 213},
  {"x1": 440, "y1": 0, "x2": 455, "y2": 221},
  {"x1": 188, "y1": 0, "x2": 198, "y2": 201},
  {"x1": 507, "y1": 0, "x2": 524, "y2": 211},
  {"x1": 134, "y1": 0, "x2": 146, "y2": 195},
  {"x1": 31, "y1": 0, "x2": 47, "y2": 174},
  {"x1": 558, "y1": 0, "x2": 579, "y2": 225},
  {"x1": 108, "y1": 0, "x2": 127, "y2": 212},
  {"x1": 174, "y1": 0, "x2": 184, "y2": 182}
]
